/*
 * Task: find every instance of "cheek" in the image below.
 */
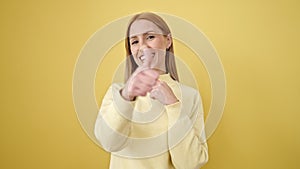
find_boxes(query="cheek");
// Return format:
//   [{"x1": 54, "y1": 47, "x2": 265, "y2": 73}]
[
  {"x1": 152, "y1": 38, "x2": 167, "y2": 49},
  {"x1": 130, "y1": 48, "x2": 141, "y2": 64},
  {"x1": 130, "y1": 47, "x2": 138, "y2": 56}
]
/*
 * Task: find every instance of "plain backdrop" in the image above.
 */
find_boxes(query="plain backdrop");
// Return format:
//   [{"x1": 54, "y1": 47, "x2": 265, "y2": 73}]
[{"x1": 1, "y1": 0, "x2": 299, "y2": 169}]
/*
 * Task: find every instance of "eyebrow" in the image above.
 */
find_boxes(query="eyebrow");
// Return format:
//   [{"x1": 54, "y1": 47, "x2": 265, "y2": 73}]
[{"x1": 129, "y1": 31, "x2": 160, "y2": 39}]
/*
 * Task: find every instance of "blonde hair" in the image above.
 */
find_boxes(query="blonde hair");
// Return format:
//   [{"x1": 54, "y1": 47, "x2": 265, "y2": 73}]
[{"x1": 124, "y1": 12, "x2": 179, "y2": 82}]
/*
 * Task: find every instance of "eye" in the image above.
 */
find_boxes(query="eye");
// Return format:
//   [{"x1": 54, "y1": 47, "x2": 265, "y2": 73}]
[
  {"x1": 131, "y1": 40, "x2": 138, "y2": 45},
  {"x1": 146, "y1": 35, "x2": 155, "y2": 40}
]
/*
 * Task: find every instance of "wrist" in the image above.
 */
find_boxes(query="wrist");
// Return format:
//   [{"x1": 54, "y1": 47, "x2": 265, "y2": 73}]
[{"x1": 120, "y1": 89, "x2": 135, "y2": 101}]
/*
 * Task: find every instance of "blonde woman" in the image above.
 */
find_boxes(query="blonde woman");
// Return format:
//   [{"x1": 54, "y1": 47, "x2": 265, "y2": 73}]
[{"x1": 95, "y1": 12, "x2": 208, "y2": 169}]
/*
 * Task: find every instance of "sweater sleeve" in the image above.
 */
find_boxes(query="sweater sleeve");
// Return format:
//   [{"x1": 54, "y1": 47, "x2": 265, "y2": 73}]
[
  {"x1": 166, "y1": 90, "x2": 209, "y2": 169},
  {"x1": 94, "y1": 83, "x2": 135, "y2": 152}
]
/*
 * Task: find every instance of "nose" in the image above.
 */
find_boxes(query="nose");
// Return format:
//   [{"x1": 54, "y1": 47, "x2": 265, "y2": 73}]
[{"x1": 138, "y1": 39, "x2": 149, "y2": 54}]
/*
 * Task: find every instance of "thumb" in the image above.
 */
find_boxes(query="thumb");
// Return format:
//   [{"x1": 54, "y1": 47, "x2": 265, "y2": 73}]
[
  {"x1": 142, "y1": 57, "x2": 152, "y2": 68},
  {"x1": 142, "y1": 49, "x2": 153, "y2": 68}
]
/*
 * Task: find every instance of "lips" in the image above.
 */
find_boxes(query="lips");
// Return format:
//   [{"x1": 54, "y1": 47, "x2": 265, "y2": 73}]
[
  {"x1": 139, "y1": 55, "x2": 146, "y2": 62},
  {"x1": 139, "y1": 53, "x2": 154, "y2": 63}
]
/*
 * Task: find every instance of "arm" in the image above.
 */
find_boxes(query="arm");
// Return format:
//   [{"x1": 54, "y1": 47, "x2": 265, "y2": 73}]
[
  {"x1": 166, "y1": 90, "x2": 209, "y2": 169},
  {"x1": 95, "y1": 69, "x2": 158, "y2": 152},
  {"x1": 94, "y1": 83, "x2": 135, "y2": 152}
]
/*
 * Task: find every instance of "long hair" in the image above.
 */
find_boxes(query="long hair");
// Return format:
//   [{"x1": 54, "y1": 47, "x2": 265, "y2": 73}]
[{"x1": 124, "y1": 12, "x2": 179, "y2": 82}]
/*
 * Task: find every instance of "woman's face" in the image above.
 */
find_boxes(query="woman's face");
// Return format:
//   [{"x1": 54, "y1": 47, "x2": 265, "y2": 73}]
[{"x1": 129, "y1": 19, "x2": 171, "y2": 72}]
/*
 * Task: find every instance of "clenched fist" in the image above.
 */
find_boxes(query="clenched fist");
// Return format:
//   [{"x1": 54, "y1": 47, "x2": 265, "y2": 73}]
[{"x1": 121, "y1": 67, "x2": 159, "y2": 101}]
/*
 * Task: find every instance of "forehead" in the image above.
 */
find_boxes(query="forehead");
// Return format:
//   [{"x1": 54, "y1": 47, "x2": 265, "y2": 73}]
[{"x1": 129, "y1": 19, "x2": 163, "y2": 38}]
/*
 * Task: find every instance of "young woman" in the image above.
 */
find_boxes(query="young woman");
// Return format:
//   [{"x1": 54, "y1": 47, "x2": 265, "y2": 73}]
[{"x1": 94, "y1": 12, "x2": 208, "y2": 169}]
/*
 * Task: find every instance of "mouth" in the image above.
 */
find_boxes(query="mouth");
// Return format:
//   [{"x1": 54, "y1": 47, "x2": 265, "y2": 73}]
[{"x1": 139, "y1": 53, "x2": 155, "y2": 63}]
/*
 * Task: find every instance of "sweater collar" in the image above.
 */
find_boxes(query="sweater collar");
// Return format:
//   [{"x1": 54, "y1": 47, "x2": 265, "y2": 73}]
[{"x1": 158, "y1": 73, "x2": 176, "y2": 84}]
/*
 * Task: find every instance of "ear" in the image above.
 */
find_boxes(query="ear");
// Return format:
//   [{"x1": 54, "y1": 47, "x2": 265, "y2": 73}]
[{"x1": 166, "y1": 33, "x2": 172, "y2": 49}]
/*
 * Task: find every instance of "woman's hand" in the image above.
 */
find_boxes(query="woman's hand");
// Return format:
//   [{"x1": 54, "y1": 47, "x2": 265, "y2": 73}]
[
  {"x1": 150, "y1": 80, "x2": 178, "y2": 105},
  {"x1": 121, "y1": 68, "x2": 159, "y2": 101}
]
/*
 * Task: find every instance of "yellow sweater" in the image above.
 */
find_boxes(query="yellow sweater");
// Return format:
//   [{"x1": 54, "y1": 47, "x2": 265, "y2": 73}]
[{"x1": 94, "y1": 74, "x2": 208, "y2": 169}]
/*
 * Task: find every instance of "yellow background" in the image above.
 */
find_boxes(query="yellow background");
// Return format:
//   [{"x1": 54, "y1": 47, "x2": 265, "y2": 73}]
[{"x1": 1, "y1": 0, "x2": 300, "y2": 169}]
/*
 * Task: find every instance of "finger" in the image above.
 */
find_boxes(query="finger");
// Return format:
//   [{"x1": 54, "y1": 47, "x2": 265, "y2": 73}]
[
  {"x1": 151, "y1": 80, "x2": 162, "y2": 89},
  {"x1": 133, "y1": 90, "x2": 148, "y2": 97},
  {"x1": 129, "y1": 78, "x2": 153, "y2": 94},
  {"x1": 136, "y1": 73, "x2": 158, "y2": 86},
  {"x1": 141, "y1": 69, "x2": 159, "y2": 80},
  {"x1": 135, "y1": 83, "x2": 153, "y2": 93},
  {"x1": 142, "y1": 48, "x2": 154, "y2": 68},
  {"x1": 149, "y1": 89, "x2": 157, "y2": 99},
  {"x1": 142, "y1": 56, "x2": 152, "y2": 68},
  {"x1": 132, "y1": 66, "x2": 150, "y2": 78}
]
